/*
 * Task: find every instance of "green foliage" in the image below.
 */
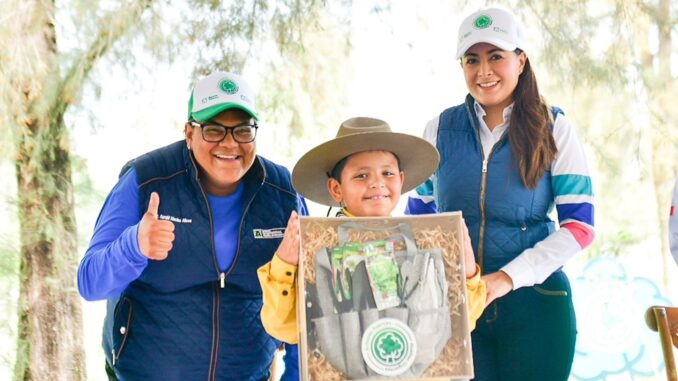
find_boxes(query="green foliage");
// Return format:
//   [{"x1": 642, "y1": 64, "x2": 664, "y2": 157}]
[
  {"x1": 177, "y1": 1, "x2": 353, "y2": 150},
  {"x1": 525, "y1": 0, "x2": 630, "y2": 88},
  {"x1": 0, "y1": 237, "x2": 20, "y2": 280},
  {"x1": 258, "y1": 9, "x2": 352, "y2": 158}
]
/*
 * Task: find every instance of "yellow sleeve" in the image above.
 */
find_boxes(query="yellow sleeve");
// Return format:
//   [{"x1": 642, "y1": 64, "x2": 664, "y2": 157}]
[
  {"x1": 465, "y1": 264, "x2": 486, "y2": 332},
  {"x1": 257, "y1": 254, "x2": 299, "y2": 344}
]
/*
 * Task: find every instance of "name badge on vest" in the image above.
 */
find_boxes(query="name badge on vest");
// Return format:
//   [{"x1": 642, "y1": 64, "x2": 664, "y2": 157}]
[
  {"x1": 253, "y1": 228, "x2": 285, "y2": 239},
  {"x1": 159, "y1": 214, "x2": 193, "y2": 224}
]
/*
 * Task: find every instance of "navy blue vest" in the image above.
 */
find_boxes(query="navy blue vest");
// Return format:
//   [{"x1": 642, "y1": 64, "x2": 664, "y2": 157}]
[
  {"x1": 435, "y1": 95, "x2": 561, "y2": 273},
  {"x1": 103, "y1": 141, "x2": 299, "y2": 381}
]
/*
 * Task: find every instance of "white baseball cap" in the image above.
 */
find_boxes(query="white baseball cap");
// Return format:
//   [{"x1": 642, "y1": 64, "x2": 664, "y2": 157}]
[
  {"x1": 187, "y1": 71, "x2": 258, "y2": 122},
  {"x1": 455, "y1": 8, "x2": 526, "y2": 59}
]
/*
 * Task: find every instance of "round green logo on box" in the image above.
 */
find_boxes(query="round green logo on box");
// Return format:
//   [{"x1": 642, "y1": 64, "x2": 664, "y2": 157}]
[{"x1": 361, "y1": 318, "x2": 417, "y2": 376}]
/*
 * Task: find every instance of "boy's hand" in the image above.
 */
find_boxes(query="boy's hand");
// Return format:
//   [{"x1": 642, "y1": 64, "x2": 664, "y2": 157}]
[
  {"x1": 276, "y1": 211, "x2": 300, "y2": 265},
  {"x1": 461, "y1": 219, "x2": 477, "y2": 278},
  {"x1": 138, "y1": 192, "x2": 175, "y2": 260}
]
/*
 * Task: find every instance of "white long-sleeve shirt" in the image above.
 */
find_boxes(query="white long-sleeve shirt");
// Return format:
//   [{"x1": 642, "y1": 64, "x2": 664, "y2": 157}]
[{"x1": 407, "y1": 102, "x2": 595, "y2": 290}]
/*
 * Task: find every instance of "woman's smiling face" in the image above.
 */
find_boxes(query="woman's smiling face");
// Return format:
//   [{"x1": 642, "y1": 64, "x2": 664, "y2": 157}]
[{"x1": 461, "y1": 42, "x2": 526, "y2": 114}]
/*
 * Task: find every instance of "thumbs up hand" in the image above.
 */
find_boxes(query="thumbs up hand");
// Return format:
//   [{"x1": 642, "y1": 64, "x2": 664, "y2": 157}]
[{"x1": 137, "y1": 192, "x2": 175, "y2": 260}]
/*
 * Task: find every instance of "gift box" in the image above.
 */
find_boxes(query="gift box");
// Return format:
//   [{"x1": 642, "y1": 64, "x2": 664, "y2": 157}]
[{"x1": 297, "y1": 212, "x2": 474, "y2": 380}]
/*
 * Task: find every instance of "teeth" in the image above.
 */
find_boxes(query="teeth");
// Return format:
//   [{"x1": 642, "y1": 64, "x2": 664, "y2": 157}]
[
  {"x1": 216, "y1": 154, "x2": 237, "y2": 159},
  {"x1": 479, "y1": 81, "x2": 498, "y2": 88}
]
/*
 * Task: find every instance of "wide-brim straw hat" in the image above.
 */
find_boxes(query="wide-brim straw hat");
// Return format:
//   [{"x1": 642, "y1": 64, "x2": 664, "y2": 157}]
[{"x1": 292, "y1": 117, "x2": 440, "y2": 207}]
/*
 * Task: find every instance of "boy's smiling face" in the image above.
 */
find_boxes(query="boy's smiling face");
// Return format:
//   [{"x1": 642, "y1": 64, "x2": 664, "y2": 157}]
[{"x1": 327, "y1": 150, "x2": 404, "y2": 217}]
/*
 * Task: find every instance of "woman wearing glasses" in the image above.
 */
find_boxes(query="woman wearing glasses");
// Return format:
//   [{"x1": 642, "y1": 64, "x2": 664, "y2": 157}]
[{"x1": 77, "y1": 72, "x2": 305, "y2": 381}]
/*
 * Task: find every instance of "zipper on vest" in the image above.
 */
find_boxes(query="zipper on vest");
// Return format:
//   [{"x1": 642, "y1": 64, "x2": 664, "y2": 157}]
[
  {"x1": 466, "y1": 100, "x2": 505, "y2": 272},
  {"x1": 467, "y1": 101, "x2": 488, "y2": 271},
  {"x1": 188, "y1": 152, "x2": 223, "y2": 279},
  {"x1": 188, "y1": 152, "x2": 222, "y2": 380},
  {"x1": 208, "y1": 282, "x2": 220, "y2": 381},
  {"x1": 478, "y1": 158, "x2": 490, "y2": 269},
  {"x1": 478, "y1": 144, "x2": 503, "y2": 271},
  {"x1": 478, "y1": 165, "x2": 487, "y2": 270},
  {"x1": 219, "y1": 272, "x2": 225, "y2": 288}
]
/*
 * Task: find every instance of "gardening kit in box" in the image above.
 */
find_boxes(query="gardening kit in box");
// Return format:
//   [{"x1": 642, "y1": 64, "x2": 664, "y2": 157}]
[{"x1": 297, "y1": 212, "x2": 474, "y2": 381}]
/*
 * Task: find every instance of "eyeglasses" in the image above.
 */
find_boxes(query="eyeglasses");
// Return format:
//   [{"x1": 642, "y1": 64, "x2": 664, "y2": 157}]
[{"x1": 189, "y1": 120, "x2": 258, "y2": 143}]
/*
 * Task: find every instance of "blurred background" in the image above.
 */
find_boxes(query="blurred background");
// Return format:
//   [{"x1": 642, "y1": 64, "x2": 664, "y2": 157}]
[{"x1": 1, "y1": 0, "x2": 677, "y2": 380}]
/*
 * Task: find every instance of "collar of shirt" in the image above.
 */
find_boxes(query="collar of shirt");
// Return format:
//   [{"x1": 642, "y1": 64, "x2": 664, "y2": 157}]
[
  {"x1": 335, "y1": 208, "x2": 392, "y2": 218},
  {"x1": 336, "y1": 208, "x2": 353, "y2": 217},
  {"x1": 474, "y1": 100, "x2": 514, "y2": 159}
]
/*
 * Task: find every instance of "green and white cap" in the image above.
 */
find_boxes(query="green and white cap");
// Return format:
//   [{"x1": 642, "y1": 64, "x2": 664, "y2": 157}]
[
  {"x1": 187, "y1": 72, "x2": 258, "y2": 122},
  {"x1": 456, "y1": 8, "x2": 525, "y2": 59}
]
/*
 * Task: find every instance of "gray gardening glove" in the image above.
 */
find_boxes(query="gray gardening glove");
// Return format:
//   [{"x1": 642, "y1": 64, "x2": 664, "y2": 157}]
[
  {"x1": 407, "y1": 254, "x2": 443, "y2": 310},
  {"x1": 401, "y1": 251, "x2": 450, "y2": 368},
  {"x1": 435, "y1": 255, "x2": 448, "y2": 304},
  {"x1": 401, "y1": 253, "x2": 427, "y2": 303},
  {"x1": 401, "y1": 252, "x2": 443, "y2": 310}
]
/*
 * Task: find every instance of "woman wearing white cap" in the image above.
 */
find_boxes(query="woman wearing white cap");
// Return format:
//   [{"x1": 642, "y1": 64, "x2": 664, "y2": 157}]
[{"x1": 407, "y1": 8, "x2": 595, "y2": 381}]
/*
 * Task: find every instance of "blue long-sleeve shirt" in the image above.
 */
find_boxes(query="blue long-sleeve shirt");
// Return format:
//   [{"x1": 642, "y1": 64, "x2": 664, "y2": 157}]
[
  {"x1": 78, "y1": 169, "x2": 148, "y2": 300},
  {"x1": 78, "y1": 167, "x2": 306, "y2": 301}
]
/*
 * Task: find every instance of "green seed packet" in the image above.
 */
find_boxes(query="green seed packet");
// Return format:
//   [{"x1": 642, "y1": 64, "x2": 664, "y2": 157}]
[
  {"x1": 328, "y1": 240, "x2": 400, "y2": 306},
  {"x1": 329, "y1": 247, "x2": 344, "y2": 301},
  {"x1": 364, "y1": 240, "x2": 401, "y2": 310},
  {"x1": 341, "y1": 246, "x2": 364, "y2": 300}
]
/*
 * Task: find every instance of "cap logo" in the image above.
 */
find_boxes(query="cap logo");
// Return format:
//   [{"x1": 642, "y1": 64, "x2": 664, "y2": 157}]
[
  {"x1": 218, "y1": 79, "x2": 239, "y2": 95},
  {"x1": 473, "y1": 14, "x2": 492, "y2": 29}
]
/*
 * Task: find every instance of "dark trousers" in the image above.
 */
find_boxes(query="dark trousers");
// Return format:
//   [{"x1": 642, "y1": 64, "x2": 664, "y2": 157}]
[{"x1": 471, "y1": 270, "x2": 577, "y2": 381}]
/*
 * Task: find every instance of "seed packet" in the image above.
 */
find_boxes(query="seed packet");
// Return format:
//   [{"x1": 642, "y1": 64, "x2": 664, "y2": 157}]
[
  {"x1": 341, "y1": 243, "x2": 366, "y2": 300},
  {"x1": 364, "y1": 240, "x2": 401, "y2": 310},
  {"x1": 329, "y1": 247, "x2": 344, "y2": 302}
]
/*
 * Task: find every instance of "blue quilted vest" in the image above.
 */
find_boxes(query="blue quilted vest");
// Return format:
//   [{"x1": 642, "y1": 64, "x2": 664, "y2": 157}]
[
  {"x1": 102, "y1": 141, "x2": 299, "y2": 381},
  {"x1": 435, "y1": 95, "x2": 561, "y2": 273}
]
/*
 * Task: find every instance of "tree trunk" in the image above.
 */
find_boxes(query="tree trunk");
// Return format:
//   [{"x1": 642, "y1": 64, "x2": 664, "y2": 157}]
[
  {"x1": 653, "y1": 0, "x2": 675, "y2": 289},
  {"x1": 11, "y1": 1, "x2": 86, "y2": 380},
  {"x1": 9, "y1": 0, "x2": 153, "y2": 379},
  {"x1": 14, "y1": 115, "x2": 85, "y2": 381}
]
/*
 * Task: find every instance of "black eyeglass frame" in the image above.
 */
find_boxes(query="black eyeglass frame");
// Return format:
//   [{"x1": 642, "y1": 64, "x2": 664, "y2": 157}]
[{"x1": 188, "y1": 120, "x2": 259, "y2": 143}]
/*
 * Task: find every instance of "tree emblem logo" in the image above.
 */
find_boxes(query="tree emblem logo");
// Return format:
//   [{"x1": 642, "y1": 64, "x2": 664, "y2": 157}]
[
  {"x1": 361, "y1": 318, "x2": 416, "y2": 376},
  {"x1": 218, "y1": 79, "x2": 239, "y2": 95},
  {"x1": 473, "y1": 14, "x2": 492, "y2": 29}
]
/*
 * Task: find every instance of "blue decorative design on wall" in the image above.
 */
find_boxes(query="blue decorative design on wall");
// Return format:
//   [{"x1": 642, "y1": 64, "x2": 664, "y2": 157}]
[{"x1": 570, "y1": 257, "x2": 672, "y2": 380}]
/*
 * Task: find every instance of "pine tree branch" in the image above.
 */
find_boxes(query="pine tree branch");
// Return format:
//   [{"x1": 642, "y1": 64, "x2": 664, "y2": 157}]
[{"x1": 50, "y1": 0, "x2": 155, "y2": 119}]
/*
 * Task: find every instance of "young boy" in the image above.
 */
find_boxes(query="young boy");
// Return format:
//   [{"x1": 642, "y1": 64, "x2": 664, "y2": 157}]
[{"x1": 257, "y1": 117, "x2": 486, "y2": 345}]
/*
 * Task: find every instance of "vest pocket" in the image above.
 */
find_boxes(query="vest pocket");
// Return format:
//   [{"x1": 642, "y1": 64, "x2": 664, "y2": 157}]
[{"x1": 111, "y1": 297, "x2": 134, "y2": 366}]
